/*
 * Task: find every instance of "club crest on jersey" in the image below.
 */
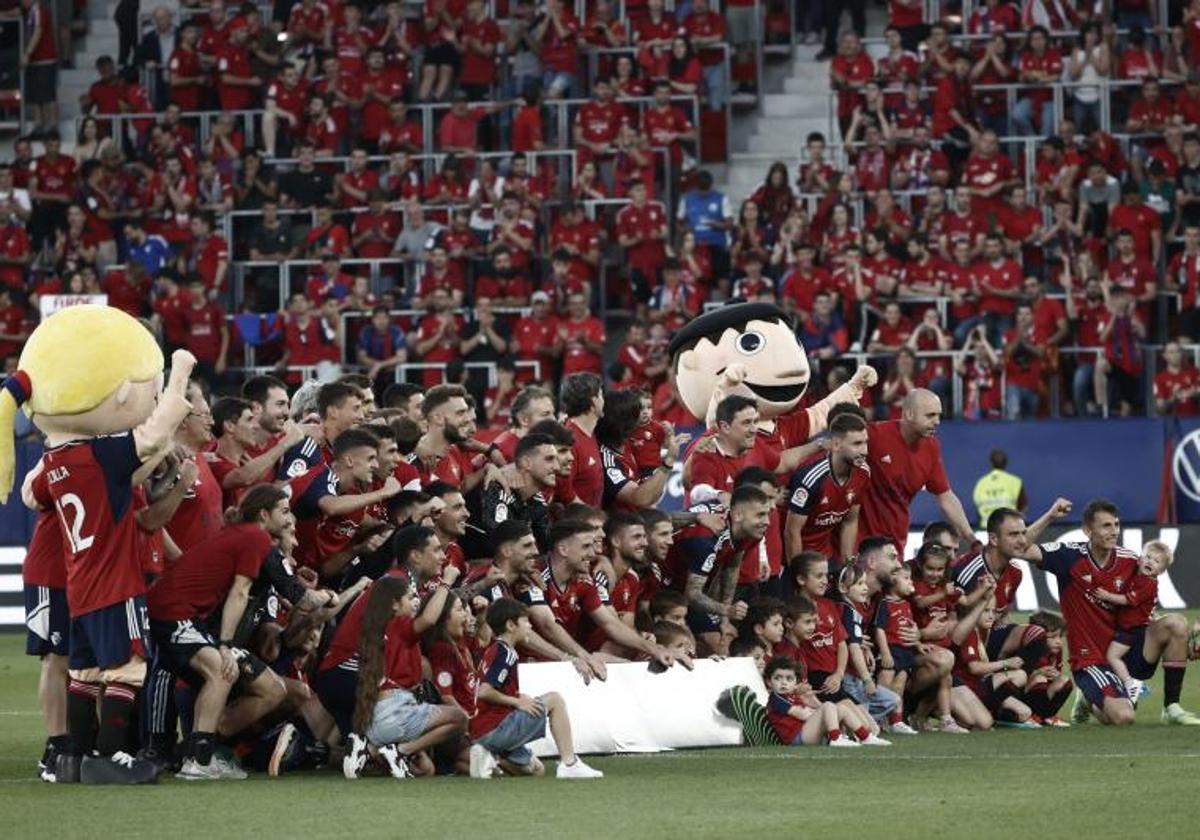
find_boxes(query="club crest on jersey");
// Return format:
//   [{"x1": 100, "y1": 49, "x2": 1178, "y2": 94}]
[
  {"x1": 1115, "y1": 578, "x2": 1124, "y2": 590},
  {"x1": 791, "y1": 487, "x2": 808, "y2": 507},
  {"x1": 881, "y1": 454, "x2": 893, "y2": 464}
]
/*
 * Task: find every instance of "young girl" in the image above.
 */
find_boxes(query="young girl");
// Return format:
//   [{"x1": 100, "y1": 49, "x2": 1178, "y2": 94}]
[
  {"x1": 424, "y1": 591, "x2": 478, "y2": 774},
  {"x1": 1024, "y1": 610, "x2": 1073, "y2": 726},
  {"x1": 910, "y1": 543, "x2": 960, "y2": 647},
  {"x1": 346, "y1": 576, "x2": 469, "y2": 780},
  {"x1": 838, "y1": 564, "x2": 912, "y2": 734},
  {"x1": 764, "y1": 657, "x2": 883, "y2": 747},
  {"x1": 952, "y1": 592, "x2": 1037, "y2": 729}
]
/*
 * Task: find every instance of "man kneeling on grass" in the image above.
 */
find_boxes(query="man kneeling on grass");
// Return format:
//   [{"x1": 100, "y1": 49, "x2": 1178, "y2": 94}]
[{"x1": 468, "y1": 598, "x2": 603, "y2": 780}]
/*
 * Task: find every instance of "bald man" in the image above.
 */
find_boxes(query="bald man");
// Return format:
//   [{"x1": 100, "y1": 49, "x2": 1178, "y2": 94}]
[{"x1": 858, "y1": 389, "x2": 974, "y2": 552}]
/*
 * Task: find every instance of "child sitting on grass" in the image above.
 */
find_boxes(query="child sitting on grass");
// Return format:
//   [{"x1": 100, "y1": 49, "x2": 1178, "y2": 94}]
[
  {"x1": 764, "y1": 657, "x2": 887, "y2": 747},
  {"x1": 468, "y1": 598, "x2": 603, "y2": 780}
]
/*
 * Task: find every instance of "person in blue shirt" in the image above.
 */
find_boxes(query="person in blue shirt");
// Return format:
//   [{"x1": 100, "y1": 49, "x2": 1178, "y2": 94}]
[
  {"x1": 356, "y1": 306, "x2": 408, "y2": 385},
  {"x1": 124, "y1": 219, "x2": 172, "y2": 277},
  {"x1": 676, "y1": 170, "x2": 733, "y2": 279}
]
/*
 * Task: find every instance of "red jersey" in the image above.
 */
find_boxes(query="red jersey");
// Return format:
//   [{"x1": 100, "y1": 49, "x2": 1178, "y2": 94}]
[
  {"x1": 559, "y1": 316, "x2": 605, "y2": 377},
  {"x1": 974, "y1": 258, "x2": 1022, "y2": 317},
  {"x1": 182, "y1": 302, "x2": 226, "y2": 364},
  {"x1": 963, "y1": 152, "x2": 1013, "y2": 216},
  {"x1": 460, "y1": 18, "x2": 503, "y2": 85},
  {"x1": 30, "y1": 154, "x2": 76, "y2": 201},
  {"x1": 428, "y1": 638, "x2": 478, "y2": 715},
  {"x1": 575, "y1": 100, "x2": 626, "y2": 148},
  {"x1": 911, "y1": 577, "x2": 959, "y2": 641},
  {"x1": 215, "y1": 44, "x2": 257, "y2": 111},
  {"x1": 796, "y1": 596, "x2": 847, "y2": 674},
  {"x1": 831, "y1": 52, "x2": 875, "y2": 118},
  {"x1": 1039, "y1": 542, "x2": 1139, "y2": 670},
  {"x1": 31, "y1": 435, "x2": 150, "y2": 616},
  {"x1": 542, "y1": 566, "x2": 610, "y2": 650},
  {"x1": 1106, "y1": 255, "x2": 1156, "y2": 300},
  {"x1": 23, "y1": 510, "x2": 67, "y2": 589},
  {"x1": 147, "y1": 525, "x2": 273, "y2": 621},
  {"x1": 874, "y1": 596, "x2": 917, "y2": 650},
  {"x1": 953, "y1": 627, "x2": 987, "y2": 694},
  {"x1": 952, "y1": 552, "x2": 1023, "y2": 618},
  {"x1": 1115, "y1": 572, "x2": 1157, "y2": 633},
  {"x1": 765, "y1": 690, "x2": 809, "y2": 744},
  {"x1": 859, "y1": 420, "x2": 951, "y2": 550},
  {"x1": 470, "y1": 639, "x2": 521, "y2": 738},
  {"x1": 566, "y1": 418, "x2": 603, "y2": 507},
  {"x1": 381, "y1": 615, "x2": 423, "y2": 691},
  {"x1": 1108, "y1": 205, "x2": 1160, "y2": 261},
  {"x1": 786, "y1": 455, "x2": 871, "y2": 559},
  {"x1": 1155, "y1": 367, "x2": 1200, "y2": 416},
  {"x1": 165, "y1": 455, "x2": 225, "y2": 553},
  {"x1": 615, "y1": 201, "x2": 668, "y2": 277}
]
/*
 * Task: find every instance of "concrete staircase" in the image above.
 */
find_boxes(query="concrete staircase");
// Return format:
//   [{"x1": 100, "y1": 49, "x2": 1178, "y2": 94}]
[{"x1": 55, "y1": 0, "x2": 125, "y2": 143}]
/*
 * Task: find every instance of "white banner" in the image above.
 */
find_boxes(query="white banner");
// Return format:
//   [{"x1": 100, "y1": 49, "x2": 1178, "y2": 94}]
[
  {"x1": 518, "y1": 657, "x2": 767, "y2": 756},
  {"x1": 39, "y1": 294, "x2": 108, "y2": 319}
]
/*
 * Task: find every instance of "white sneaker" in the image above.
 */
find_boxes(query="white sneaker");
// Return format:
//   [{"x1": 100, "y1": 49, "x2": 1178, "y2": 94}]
[
  {"x1": 860, "y1": 733, "x2": 892, "y2": 746},
  {"x1": 828, "y1": 736, "x2": 861, "y2": 748},
  {"x1": 176, "y1": 757, "x2": 222, "y2": 781},
  {"x1": 378, "y1": 744, "x2": 413, "y2": 779},
  {"x1": 213, "y1": 755, "x2": 248, "y2": 780},
  {"x1": 1162, "y1": 703, "x2": 1200, "y2": 725},
  {"x1": 1125, "y1": 679, "x2": 1144, "y2": 706},
  {"x1": 342, "y1": 733, "x2": 368, "y2": 780},
  {"x1": 890, "y1": 721, "x2": 919, "y2": 735},
  {"x1": 940, "y1": 718, "x2": 970, "y2": 734},
  {"x1": 555, "y1": 758, "x2": 603, "y2": 779},
  {"x1": 469, "y1": 744, "x2": 497, "y2": 779}
]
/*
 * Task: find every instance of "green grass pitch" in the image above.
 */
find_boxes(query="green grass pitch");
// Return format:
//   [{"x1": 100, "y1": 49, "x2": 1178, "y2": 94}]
[{"x1": 1, "y1": 630, "x2": 1198, "y2": 839}]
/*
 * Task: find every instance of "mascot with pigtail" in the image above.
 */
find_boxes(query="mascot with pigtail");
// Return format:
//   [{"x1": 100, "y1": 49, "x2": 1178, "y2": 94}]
[{"x1": 1, "y1": 305, "x2": 195, "y2": 785}]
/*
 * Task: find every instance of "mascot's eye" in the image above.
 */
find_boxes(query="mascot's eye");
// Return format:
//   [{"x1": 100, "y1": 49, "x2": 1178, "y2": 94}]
[{"x1": 736, "y1": 331, "x2": 766, "y2": 355}]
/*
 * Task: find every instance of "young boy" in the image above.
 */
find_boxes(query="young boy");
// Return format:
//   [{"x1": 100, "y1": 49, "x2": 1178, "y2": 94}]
[
  {"x1": 469, "y1": 598, "x2": 604, "y2": 780},
  {"x1": 729, "y1": 637, "x2": 767, "y2": 674},
  {"x1": 874, "y1": 566, "x2": 920, "y2": 701},
  {"x1": 764, "y1": 657, "x2": 886, "y2": 747},
  {"x1": 649, "y1": 589, "x2": 689, "y2": 627},
  {"x1": 1026, "y1": 610, "x2": 1073, "y2": 726},
  {"x1": 1096, "y1": 541, "x2": 1173, "y2": 703}
]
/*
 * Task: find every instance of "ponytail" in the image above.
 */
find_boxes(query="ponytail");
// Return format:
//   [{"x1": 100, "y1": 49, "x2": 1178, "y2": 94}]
[{"x1": 0, "y1": 370, "x2": 31, "y2": 503}]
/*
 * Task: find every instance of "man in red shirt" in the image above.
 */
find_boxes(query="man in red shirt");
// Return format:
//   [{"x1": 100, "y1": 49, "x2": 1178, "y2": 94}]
[
  {"x1": 973, "y1": 232, "x2": 1022, "y2": 343},
  {"x1": 1104, "y1": 226, "x2": 1158, "y2": 319},
  {"x1": 932, "y1": 51, "x2": 978, "y2": 169},
  {"x1": 215, "y1": 22, "x2": 262, "y2": 112},
  {"x1": 28, "y1": 131, "x2": 75, "y2": 247},
  {"x1": 182, "y1": 278, "x2": 229, "y2": 386},
  {"x1": 684, "y1": 394, "x2": 757, "y2": 506},
  {"x1": 1155, "y1": 341, "x2": 1200, "y2": 416},
  {"x1": 1107, "y1": 183, "x2": 1162, "y2": 266},
  {"x1": 685, "y1": 0, "x2": 728, "y2": 110},
  {"x1": 410, "y1": 288, "x2": 465, "y2": 388},
  {"x1": 437, "y1": 92, "x2": 498, "y2": 154},
  {"x1": 352, "y1": 190, "x2": 402, "y2": 260},
  {"x1": 534, "y1": 0, "x2": 581, "y2": 99},
  {"x1": 262, "y1": 63, "x2": 308, "y2": 158},
  {"x1": 459, "y1": 0, "x2": 503, "y2": 99},
  {"x1": 557, "y1": 292, "x2": 605, "y2": 377},
  {"x1": 549, "y1": 202, "x2": 602, "y2": 284},
  {"x1": 785, "y1": 410, "x2": 872, "y2": 561},
  {"x1": 616, "y1": 181, "x2": 668, "y2": 304},
  {"x1": 361, "y1": 48, "x2": 407, "y2": 152},
  {"x1": 21, "y1": 0, "x2": 60, "y2": 134},
  {"x1": 829, "y1": 31, "x2": 874, "y2": 135},
  {"x1": 1002, "y1": 303, "x2": 1045, "y2": 420},
  {"x1": 1169, "y1": 224, "x2": 1200, "y2": 341},
  {"x1": 859, "y1": 389, "x2": 975, "y2": 552},
  {"x1": 560, "y1": 372, "x2": 605, "y2": 507},
  {"x1": 185, "y1": 214, "x2": 229, "y2": 294},
  {"x1": 0, "y1": 200, "x2": 30, "y2": 291},
  {"x1": 511, "y1": 291, "x2": 560, "y2": 381},
  {"x1": 573, "y1": 79, "x2": 626, "y2": 163},
  {"x1": 963, "y1": 130, "x2": 1014, "y2": 220},
  {"x1": 643, "y1": 81, "x2": 696, "y2": 170}
]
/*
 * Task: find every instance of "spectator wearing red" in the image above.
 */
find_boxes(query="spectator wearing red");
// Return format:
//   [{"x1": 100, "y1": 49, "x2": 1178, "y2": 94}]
[
  {"x1": 101, "y1": 262, "x2": 150, "y2": 318},
  {"x1": 535, "y1": 0, "x2": 582, "y2": 99},
  {"x1": 0, "y1": 286, "x2": 28, "y2": 360},
  {"x1": 215, "y1": 22, "x2": 262, "y2": 112},
  {"x1": 1155, "y1": 341, "x2": 1200, "y2": 417},
  {"x1": 1126, "y1": 78, "x2": 1174, "y2": 151},
  {"x1": 0, "y1": 200, "x2": 30, "y2": 291},
  {"x1": 475, "y1": 247, "x2": 532, "y2": 308},
  {"x1": 959, "y1": 327, "x2": 1003, "y2": 420},
  {"x1": 998, "y1": 185, "x2": 1042, "y2": 268},
  {"x1": 1169, "y1": 224, "x2": 1200, "y2": 342},
  {"x1": 574, "y1": 78, "x2": 626, "y2": 163},
  {"x1": 684, "y1": 0, "x2": 728, "y2": 110},
  {"x1": 304, "y1": 205, "x2": 351, "y2": 257},
  {"x1": 352, "y1": 190, "x2": 403, "y2": 259},
  {"x1": 460, "y1": 0, "x2": 503, "y2": 99},
  {"x1": 1025, "y1": 274, "x2": 1069, "y2": 350},
  {"x1": 336, "y1": 149, "x2": 379, "y2": 210},
  {"x1": 853, "y1": 123, "x2": 891, "y2": 196},
  {"x1": 963, "y1": 130, "x2": 1015, "y2": 221},
  {"x1": 550, "y1": 203, "x2": 602, "y2": 286},
  {"x1": 1119, "y1": 26, "x2": 1161, "y2": 82},
  {"x1": 512, "y1": 291, "x2": 560, "y2": 381},
  {"x1": 830, "y1": 31, "x2": 874, "y2": 136},
  {"x1": 888, "y1": 0, "x2": 925, "y2": 50},
  {"x1": 261, "y1": 63, "x2": 308, "y2": 158},
  {"x1": 1064, "y1": 270, "x2": 1107, "y2": 416},
  {"x1": 868, "y1": 301, "x2": 914, "y2": 353},
  {"x1": 1097, "y1": 287, "x2": 1146, "y2": 416},
  {"x1": 379, "y1": 101, "x2": 424, "y2": 155},
  {"x1": 941, "y1": 184, "x2": 986, "y2": 260},
  {"x1": 287, "y1": 0, "x2": 329, "y2": 50},
  {"x1": 616, "y1": 181, "x2": 668, "y2": 305},
  {"x1": 666, "y1": 36, "x2": 703, "y2": 99},
  {"x1": 439, "y1": 92, "x2": 500, "y2": 155},
  {"x1": 305, "y1": 254, "x2": 354, "y2": 306},
  {"x1": 968, "y1": 0, "x2": 1021, "y2": 34},
  {"x1": 945, "y1": 239, "x2": 982, "y2": 343},
  {"x1": 647, "y1": 258, "x2": 701, "y2": 332},
  {"x1": 182, "y1": 277, "x2": 229, "y2": 382},
  {"x1": 932, "y1": 51, "x2": 978, "y2": 170},
  {"x1": 152, "y1": 274, "x2": 190, "y2": 352},
  {"x1": 1002, "y1": 303, "x2": 1045, "y2": 420},
  {"x1": 79, "y1": 55, "x2": 124, "y2": 128},
  {"x1": 185, "y1": 213, "x2": 229, "y2": 294},
  {"x1": 644, "y1": 81, "x2": 697, "y2": 171},
  {"x1": 332, "y1": 3, "x2": 373, "y2": 76},
  {"x1": 1012, "y1": 26, "x2": 1062, "y2": 138},
  {"x1": 314, "y1": 56, "x2": 365, "y2": 141},
  {"x1": 882, "y1": 348, "x2": 926, "y2": 419},
  {"x1": 304, "y1": 95, "x2": 340, "y2": 157},
  {"x1": 973, "y1": 233, "x2": 1022, "y2": 343},
  {"x1": 412, "y1": 288, "x2": 466, "y2": 387},
  {"x1": 558, "y1": 292, "x2": 606, "y2": 377},
  {"x1": 780, "y1": 241, "x2": 830, "y2": 319},
  {"x1": 361, "y1": 48, "x2": 408, "y2": 152},
  {"x1": 415, "y1": 245, "x2": 466, "y2": 308},
  {"x1": 634, "y1": 0, "x2": 674, "y2": 81},
  {"x1": 28, "y1": 131, "x2": 75, "y2": 245},
  {"x1": 1104, "y1": 227, "x2": 1158, "y2": 321},
  {"x1": 420, "y1": 0, "x2": 466, "y2": 101},
  {"x1": 279, "y1": 293, "x2": 330, "y2": 379},
  {"x1": 970, "y1": 32, "x2": 1015, "y2": 140},
  {"x1": 544, "y1": 248, "x2": 589, "y2": 311},
  {"x1": 512, "y1": 86, "x2": 546, "y2": 154},
  {"x1": 1108, "y1": 183, "x2": 1162, "y2": 268}
]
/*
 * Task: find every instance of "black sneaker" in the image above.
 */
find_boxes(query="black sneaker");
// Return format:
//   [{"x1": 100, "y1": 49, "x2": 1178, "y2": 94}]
[
  {"x1": 80, "y1": 751, "x2": 159, "y2": 785},
  {"x1": 54, "y1": 753, "x2": 81, "y2": 784}
]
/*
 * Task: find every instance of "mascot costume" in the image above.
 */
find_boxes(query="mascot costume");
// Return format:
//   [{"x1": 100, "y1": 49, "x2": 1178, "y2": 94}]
[
  {"x1": 0, "y1": 305, "x2": 195, "y2": 785},
  {"x1": 669, "y1": 301, "x2": 876, "y2": 457}
]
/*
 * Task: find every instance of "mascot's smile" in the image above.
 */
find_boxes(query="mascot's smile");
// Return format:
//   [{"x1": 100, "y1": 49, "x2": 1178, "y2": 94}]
[{"x1": 744, "y1": 381, "x2": 807, "y2": 404}]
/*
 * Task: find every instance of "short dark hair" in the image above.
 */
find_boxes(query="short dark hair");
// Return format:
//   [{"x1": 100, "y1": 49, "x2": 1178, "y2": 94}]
[
  {"x1": 493, "y1": 519, "x2": 533, "y2": 550},
  {"x1": 381, "y1": 381, "x2": 424, "y2": 409},
  {"x1": 730, "y1": 484, "x2": 770, "y2": 508},
  {"x1": 604, "y1": 510, "x2": 644, "y2": 542},
  {"x1": 486, "y1": 597, "x2": 529, "y2": 637},
  {"x1": 715, "y1": 395, "x2": 757, "y2": 427},
  {"x1": 653, "y1": 620, "x2": 692, "y2": 647},
  {"x1": 529, "y1": 419, "x2": 574, "y2": 448},
  {"x1": 788, "y1": 551, "x2": 826, "y2": 583},
  {"x1": 318, "y1": 382, "x2": 361, "y2": 417},
  {"x1": 212, "y1": 397, "x2": 252, "y2": 437},
  {"x1": 241, "y1": 374, "x2": 287, "y2": 406},
  {"x1": 986, "y1": 507, "x2": 1023, "y2": 534},
  {"x1": 332, "y1": 428, "x2": 381, "y2": 458},
  {"x1": 515, "y1": 432, "x2": 556, "y2": 463},
  {"x1": 641, "y1": 508, "x2": 671, "y2": 530},
  {"x1": 511, "y1": 385, "x2": 553, "y2": 425},
  {"x1": 423, "y1": 384, "x2": 468, "y2": 417},
  {"x1": 560, "y1": 373, "x2": 603, "y2": 418},
  {"x1": 763, "y1": 656, "x2": 799, "y2": 681},
  {"x1": 857, "y1": 535, "x2": 893, "y2": 560},
  {"x1": 734, "y1": 466, "x2": 776, "y2": 489},
  {"x1": 829, "y1": 411, "x2": 867, "y2": 436},
  {"x1": 785, "y1": 594, "x2": 816, "y2": 619},
  {"x1": 648, "y1": 588, "x2": 688, "y2": 619},
  {"x1": 237, "y1": 484, "x2": 289, "y2": 523},
  {"x1": 922, "y1": 521, "x2": 956, "y2": 545},
  {"x1": 424, "y1": 480, "x2": 460, "y2": 501},
  {"x1": 548, "y1": 518, "x2": 595, "y2": 549},
  {"x1": 393, "y1": 525, "x2": 436, "y2": 566},
  {"x1": 1082, "y1": 498, "x2": 1119, "y2": 524},
  {"x1": 989, "y1": 448, "x2": 1008, "y2": 470}
]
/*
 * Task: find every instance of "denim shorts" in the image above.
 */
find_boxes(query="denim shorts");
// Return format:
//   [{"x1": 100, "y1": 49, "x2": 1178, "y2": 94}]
[
  {"x1": 474, "y1": 704, "x2": 549, "y2": 766},
  {"x1": 365, "y1": 688, "x2": 436, "y2": 748}
]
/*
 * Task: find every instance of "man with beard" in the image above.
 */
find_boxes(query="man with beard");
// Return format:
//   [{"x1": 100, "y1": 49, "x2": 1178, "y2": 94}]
[
  {"x1": 276, "y1": 382, "x2": 364, "y2": 480},
  {"x1": 242, "y1": 375, "x2": 292, "y2": 453},
  {"x1": 471, "y1": 520, "x2": 605, "y2": 683},
  {"x1": 597, "y1": 512, "x2": 649, "y2": 651},
  {"x1": 489, "y1": 386, "x2": 556, "y2": 463},
  {"x1": 560, "y1": 373, "x2": 604, "y2": 507},
  {"x1": 481, "y1": 433, "x2": 555, "y2": 549},
  {"x1": 426, "y1": 481, "x2": 470, "y2": 579},
  {"x1": 859, "y1": 389, "x2": 975, "y2": 553},
  {"x1": 413, "y1": 385, "x2": 477, "y2": 487},
  {"x1": 785, "y1": 410, "x2": 872, "y2": 563},
  {"x1": 208, "y1": 397, "x2": 309, "y2": 508}
]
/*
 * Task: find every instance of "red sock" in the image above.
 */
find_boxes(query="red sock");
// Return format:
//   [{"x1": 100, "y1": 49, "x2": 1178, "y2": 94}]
[
  {"x1": 828, "y1": 728, "x2": 842, "y2": 741},
  {"x1": 854, "y1": 726, "x2": 870, "y2": 741},
  {"x1": 887, "y1": 711, "x2": 902, "y2": 725}
]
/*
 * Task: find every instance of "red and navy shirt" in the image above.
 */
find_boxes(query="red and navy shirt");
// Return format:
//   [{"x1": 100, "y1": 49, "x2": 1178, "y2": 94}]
[
  {"x1": 953, "y1": 553, "x2": 1023, "y2": 619},
  {"x1": 470, "y1": 639, "x2": 521, "y2": 738},
  {"x1": 1039, "y1": 541, "x2": 1139, "y2": 671},
  {"x1": 873, "y1": 596, "x2": 918, "y2": 652},
  {"x1": 662, "y1": 520, "x2": 747, "y2": 591},
  {"x1": 541, "y1": 566, "x2": 610, "y2": 649},
  {"x1": 1115, "y1": 572, "x2": 1157, "y2": 633},
  {"x1": 786, "y1": 455, "x2": 870, "y2": 558}
]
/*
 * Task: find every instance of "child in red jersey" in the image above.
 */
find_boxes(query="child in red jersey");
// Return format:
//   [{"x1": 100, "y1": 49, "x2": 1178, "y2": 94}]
[
  {"x1": 876, "y1": 566, "x2": 966, "y2": 733},
  {"x1": 424, "y1": 591, "x2": 478, "y2": 774},
  {"x1": 1097, "y1": 541, "x2": 1172, "y2": 703},
  {"x1": 764, "y1": 657, "x2": 880, "y2": 747},
  {"x1": 470, "y1": 598, "x2": 603, "y2": 780},
  {"x1": 953, "y1": 594, "x2": 1037, "y2": 728},
  {"x1": 344, "y1": 575, "x2": 468, "y2": 780},
  {"x1": 910, "y1": 544, "x2": 962, "y2": 647},
  {"x1": 838, "y1": 565, "x2": 912, "y2": 735},
  {"x1": 1025, "y1": 610, "x2": 1073, "y2": 726}
]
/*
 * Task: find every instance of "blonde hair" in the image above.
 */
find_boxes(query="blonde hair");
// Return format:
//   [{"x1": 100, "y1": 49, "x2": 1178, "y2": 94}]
[
  {"x1": 1143, "y1": 540, "x2": 1174, "y2": 568},
  {"x1": 0, "y1": 305, "x2": 163, "y2": 499}
]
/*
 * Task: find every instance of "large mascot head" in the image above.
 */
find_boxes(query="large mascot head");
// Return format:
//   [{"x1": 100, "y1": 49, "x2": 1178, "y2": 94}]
[
  {"x1": 668, "y1": 302, "x2": 810, "y2": 423},
  {"x1": 0, "y1": 305, "x2": 166, "y2": 499}
]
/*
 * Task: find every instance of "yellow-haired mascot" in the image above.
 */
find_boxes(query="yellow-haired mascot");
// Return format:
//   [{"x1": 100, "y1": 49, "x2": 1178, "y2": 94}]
[{"x1": 1, "y1": 305, "x2": 195, "y2": 785}]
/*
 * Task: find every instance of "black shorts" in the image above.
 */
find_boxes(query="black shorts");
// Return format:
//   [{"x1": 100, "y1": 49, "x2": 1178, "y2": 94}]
[
  {"x1": 24, "y1": 63, "x2": 57, "y2": 106},
  {"x1": 149, "y1": 618, "x2": 267, "y2": 690},
  {"x1": 1119, "y1": 625, "x2": 1157, "y2": 680},
  {"x1": 808, "y1": 670, "x2": 853, "y2": 703},
  {"x1": 313, "y1": 662, "x2": 359, "y2": 735},
  {"x1": 984, "y1": 624, "x2": 1016, "y2": 661},
  {"x1": 425, "y1": 42, "x2": 462, "y2": 70},
  {"x1": 24, "y1": 584, "x2": 68, "y2": 657}
]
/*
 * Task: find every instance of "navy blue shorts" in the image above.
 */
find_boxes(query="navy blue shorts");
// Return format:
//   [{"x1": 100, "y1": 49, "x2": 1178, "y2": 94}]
[
  {"x1": 1119, "y1": 626, "x2": 1157, "y2": 680},
  {"x1": 985, "y1": 624, "x2": 1016, "y2": 661},
  {"x1": 68, "y1": 596, "x2": 149, "y2": 671},
  {"x1": 686, "y1": 607, "x2": 722, "y2": 636},
  {"x1": 885, "y1": 646, "x2": 916, "y2": 675},
  {"x1": 313, "y1": 663, "x2": 359, "y2": 735},
  {"x1": 1074, "y1": 665, "x2": 1131, "y2": 708},
  {"x1": 24, "y1": 584, "x2": 69, "y2": 658}
]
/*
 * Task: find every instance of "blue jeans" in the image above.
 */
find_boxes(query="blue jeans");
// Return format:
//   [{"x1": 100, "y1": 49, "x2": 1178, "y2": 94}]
[
  {"x1": 1072, "y1": 98, "x2": 1101, "y2": 134},
  {"x1": 1012, "y1": 97, "x2": 1055, "y2": 138},
  {"x1": 1073, "y1": 363, "x2": 1096, "y2": 416},
  {"x1": 842, "y1": 675, "x2": 900, "y2": 723},
  {"x1": 1005, "y1": 384, "x2": 1039, "y2": 420},
  {"x1": 703, "y1": 63, "x2": 726, "y2": 111},
  {"x1": 365, "y1": 689, "x2": 436, "y2": 747},
  {"x1": 474, "y1": 704, "x2": 549, "y2": 766}
]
